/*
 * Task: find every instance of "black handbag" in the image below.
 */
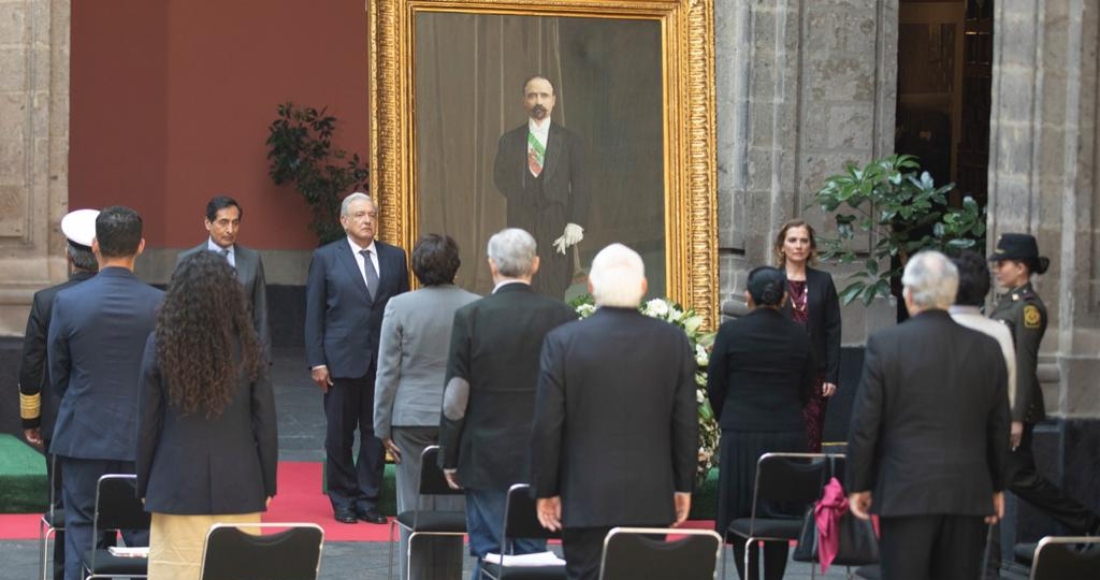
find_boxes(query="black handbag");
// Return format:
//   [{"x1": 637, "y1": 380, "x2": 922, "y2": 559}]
[{"x1": 792, "y1": 457, "x2": 880, "y2": 569}]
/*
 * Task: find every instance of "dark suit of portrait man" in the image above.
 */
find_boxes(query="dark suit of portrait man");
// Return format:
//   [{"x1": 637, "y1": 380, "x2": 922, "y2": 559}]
[
  {"x1": 847, "y1": 251, "x2": 1010, "y2": 580},
  {"x1": 305, "y1": 192, "x2": 410, "y2": 525},
  {"x1": 493, "y1": 75, "x2": 589, "y2": 299},
  {"x1": 18, "y1": 208, "x2": 99, "y2": 580},
  {"x1": 438, "y1": 228, "x2": 577, "y2": 580},
  {"x1": 176, "y1": 195, "x2": 271, "y2": 361},
  {"x1": 48, "y1": 206, "x2": 164, "y2": 580},
  {"x1": 530, "y1": 243, "x2": 698, "y2": 580}
]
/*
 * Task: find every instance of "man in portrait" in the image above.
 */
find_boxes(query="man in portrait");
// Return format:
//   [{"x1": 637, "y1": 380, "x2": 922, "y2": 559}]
[
  {"x1": 530, "y1": 243, "x2": 697, "y2": 580},
  {"x1": 176, "y1": 195, "x2": 271, "y2": 361},
  {"x1": 493, "y1": 75, "x2": 588, "y2": 298},
  {"x1": 305, "y1": 192, "x2": 410, "y2": 525},
  {"x1": 49, "y1": 206, "x2": 163, "y2": 580}
]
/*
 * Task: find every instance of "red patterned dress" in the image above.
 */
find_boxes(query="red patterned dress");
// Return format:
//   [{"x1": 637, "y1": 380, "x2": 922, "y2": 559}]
[{"x1": 788, "y1": 279, "x2": 827, "y2": 452}]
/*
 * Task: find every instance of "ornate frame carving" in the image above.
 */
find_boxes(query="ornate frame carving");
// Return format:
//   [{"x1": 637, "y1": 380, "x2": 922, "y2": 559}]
[{"x1": 369, "y1": 0, "x2": 718, "y2": 327}]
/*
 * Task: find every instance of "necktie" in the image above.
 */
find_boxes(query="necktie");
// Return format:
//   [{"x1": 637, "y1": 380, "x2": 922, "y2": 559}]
[
  {"x1": 360, "y1": 249, "x2": 379, "y2": 300},
  {"x1": 527, "y1": 132, "x2": 545, "y2": 177}
]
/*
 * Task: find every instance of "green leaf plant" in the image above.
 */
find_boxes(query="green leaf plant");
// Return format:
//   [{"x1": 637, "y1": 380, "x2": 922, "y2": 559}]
[
  {"x1": 266, "y1": 102, "x2": 369, "y2": 244},
  {"x1": 811, "y1": 154, "x2": 986, "y2": 306}
]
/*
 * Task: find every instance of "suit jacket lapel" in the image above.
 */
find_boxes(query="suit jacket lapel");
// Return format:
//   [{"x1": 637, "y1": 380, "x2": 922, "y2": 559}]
[
  {"x1": 337, "y1": 241, "x2": 371, "y2": 299},
  {"x1": 542, "y1": 123, "x2": 564, "y2": 181}
]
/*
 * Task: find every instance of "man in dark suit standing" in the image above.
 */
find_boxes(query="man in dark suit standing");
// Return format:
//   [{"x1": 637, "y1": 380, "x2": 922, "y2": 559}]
[
  {"x1": 493, "y1": 75, "x2": 588, "y2": 298},
  {"x1": 18, "y1": 209, "x2": 99, "y2": 580},
  {"x1": 847, "y1": 251, "x2": 1011, "y2": 580},
  {"x1": 305, "y1": 192, "x2": 409, "y2": 525},
  {"x1": 48, "y1": 206, "x2": 164, "y2": 580},
  {"x1": 530, "y1": 243, "x2": 698, "y2": 580},
  {"x1": 176, "y1": 195, "x2": 270, "y2": 360},
  {"x1": 438, "y1": 228, "x2": 576, "y2": 579}
]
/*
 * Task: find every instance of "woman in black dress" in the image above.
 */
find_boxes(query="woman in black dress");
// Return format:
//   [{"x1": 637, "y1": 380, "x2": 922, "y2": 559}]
[{"x1": 707, "y1": 266, "x2": 814, "y2": 580}]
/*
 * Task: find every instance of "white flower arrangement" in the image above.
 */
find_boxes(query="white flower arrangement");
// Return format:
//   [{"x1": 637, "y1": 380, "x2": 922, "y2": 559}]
[{"x1": 572, "y1": 295, "x2": 719, "y2": 483}]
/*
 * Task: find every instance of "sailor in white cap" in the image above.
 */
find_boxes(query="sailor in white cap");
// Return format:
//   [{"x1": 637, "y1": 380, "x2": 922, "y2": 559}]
[{"x1": 17, "y1": 208, "x2": 100, "y2": 580}]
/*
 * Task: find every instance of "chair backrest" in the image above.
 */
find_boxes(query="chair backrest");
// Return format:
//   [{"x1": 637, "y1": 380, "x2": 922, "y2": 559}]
[
  {"x1": 598, "y1": 527, "x2": 722, "y2": 580},
  {"x1": 1029, "y1": 536, "x2": 1100, "y2": 580},
  {"x1": 199, "y1": 523, "x2": 324, "y2": 580},
  {"x1": 418, "y1": 445, "x2": 464, "y2": 496},
  {"x1": 752, "y1": 452, "x2": 831, "y2": 506},
  {"x1": 500, "y1": 484, "x2": 561, "y2": 548},
  {"x1": 93, "y1": 474, "x2": 151, "y2": 533}
]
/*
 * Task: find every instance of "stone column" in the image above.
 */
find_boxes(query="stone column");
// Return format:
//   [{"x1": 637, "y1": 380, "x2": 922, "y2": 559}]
[
  {"x1": 0, "y1": 0, "x2": 70, "y2": 336},
  {"x1": 714, "y1": 0, "x2": 898, "y2": 339}
]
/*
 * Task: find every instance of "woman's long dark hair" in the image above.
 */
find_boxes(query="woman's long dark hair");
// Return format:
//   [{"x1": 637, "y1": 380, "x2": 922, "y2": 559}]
[{"x1": 156, "y1": 251, "x2": 262, "y2": 417}]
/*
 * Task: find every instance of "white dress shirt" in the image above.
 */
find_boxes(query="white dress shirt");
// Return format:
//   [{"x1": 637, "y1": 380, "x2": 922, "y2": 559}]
[{"x1": 206, "y1": 238, "x2": 235, "y2": 268}]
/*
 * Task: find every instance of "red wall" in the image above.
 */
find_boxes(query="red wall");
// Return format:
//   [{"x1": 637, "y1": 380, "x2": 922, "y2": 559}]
[{"x1": 71, "y1": 1, "x2": 370, "y2": 249}]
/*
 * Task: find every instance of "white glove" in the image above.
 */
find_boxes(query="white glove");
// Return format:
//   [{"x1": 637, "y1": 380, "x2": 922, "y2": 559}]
[{"x1": 552, "y1": 223, "x2": 584, "y2": 255}]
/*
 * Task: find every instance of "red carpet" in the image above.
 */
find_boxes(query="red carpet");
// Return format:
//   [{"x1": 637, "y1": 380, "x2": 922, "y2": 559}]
[{"x1": 0, "y1": 461, "x2": 714, "y2": 543}]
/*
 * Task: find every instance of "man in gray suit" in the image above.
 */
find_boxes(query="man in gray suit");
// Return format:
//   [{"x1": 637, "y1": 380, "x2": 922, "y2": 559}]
[
  {"x1": 374, "y1": 234, "x2": 479, "y2": 580},
  {"x1": 438, "y1": 228, "x2": 577, "y2": 580},
  {"x1": 176, "y1": 195, "x2": 270, "y2": 359},
  {"x1": 49, "y1": 206, "x2": 164, "y2": 580}
]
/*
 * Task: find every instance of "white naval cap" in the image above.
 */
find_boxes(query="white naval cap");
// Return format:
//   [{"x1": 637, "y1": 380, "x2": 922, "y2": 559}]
[{"x1": 60, "y1": 209, "x2": 100, "y2": 248}]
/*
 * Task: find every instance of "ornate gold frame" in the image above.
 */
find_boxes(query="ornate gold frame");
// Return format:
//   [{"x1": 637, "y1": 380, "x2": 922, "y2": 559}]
[{"x1": 368, "y1": 0, "x2": 718, "y2": 327}]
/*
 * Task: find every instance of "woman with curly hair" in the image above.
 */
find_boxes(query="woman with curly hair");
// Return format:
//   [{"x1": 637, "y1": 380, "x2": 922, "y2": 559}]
[{"x1": 136, "y1": 250, "x2": 277, "y2": 580}]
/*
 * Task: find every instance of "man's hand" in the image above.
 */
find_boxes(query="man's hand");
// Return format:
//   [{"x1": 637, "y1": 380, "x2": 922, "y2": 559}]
[
  {"x1": 986, "y1": 492, "x2": 1004, "y2": 525},
  {"x1": 537, "y1": 497, "x2": 562, "y2": 532},
  {"x1": 383, "y1": 438, "x2": 401, "y2": 464},
  {"x1": 673, "y1": 492, "x2": 692, "y2": 526},
  {"x1": 23, "y1": 427, "x2": 43, "y2": 448},
  {"x1": 822, "y1": 382, "x2": 838, "y2": 398},
  {"x1": 1010, "y1": 421, "x2": 1023, "y2": 451},
  {"x1": 849, "y1": 491, "x2": 872, "y2": 520},
  {"x1": 552, "y1": 223, "x2": 584, "y2": 255},
  {"x1": 443, "y1": 469, "x2": 461, "y2": 490},
  {"x1": 311, "y1": 366, "x2": 333, "y2": 393},
  {"x1": 266, "y1": 496, "x2": 273, "y2": 508}
]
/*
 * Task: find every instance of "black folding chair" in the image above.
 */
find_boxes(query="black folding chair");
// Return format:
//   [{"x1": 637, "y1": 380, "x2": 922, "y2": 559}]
[
  {"x1": 725, "y1": 452, "x2": 831, "y2": 580},
  {"x1": 82, "y1": 474, "x2": 151, "y2": 580},
  {"x1": 480, "y1": 483, "x2": 565, "y2": 580},
  {"x1": 599, "y1": 527, "x2": 723, "y2": 580},
  {"x1": 199, "y1": 523, "x2": 324, "y2": 580},
  {"x1": 38, "y1": 453, "x2": 63, "y2": 580},
  {"x1": 1029, "y1": 536, "x2": 1100, "y2": 580},
  {"x1": 388, "y1": 445, "x2": 467, "y2": 580}
]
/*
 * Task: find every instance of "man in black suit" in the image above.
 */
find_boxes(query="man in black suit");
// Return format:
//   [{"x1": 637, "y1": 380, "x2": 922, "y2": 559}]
[
  {"x1": 438, "y1": 228, "x2": 576, "y2": 579},
  {"x1": 18, "y1": 209, "x2": 99, "y2": 580},
  {"x1": 493, "y1": 75, "x2": 588, "y2": 298},
  {"x1": 305, "y1": 192, "x2": 410, "y2": 524},
  {"x1": 48, "y1": 206, "x2": 164, "y2": 580},
  {"x1": 530, "y1": 243, "x2": 698, "y2": 580},
  {"x1": 176, "y1": 195, "x2": 270, "y2": 360},
  {"x1": 847, "y1": 251, "x2": 1011, "y2": 580}
]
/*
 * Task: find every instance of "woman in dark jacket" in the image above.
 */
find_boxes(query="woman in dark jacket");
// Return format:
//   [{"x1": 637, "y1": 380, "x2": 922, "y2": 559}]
[
  {"x1": 137, "y1": 251, "x2": 277, "y2": 580},
  {"x1": 774, "y1": 219, "x2": 841, "y2": 451},
  {"x1": 707, "y1": 266, "x2": 814, "y2": 580}
]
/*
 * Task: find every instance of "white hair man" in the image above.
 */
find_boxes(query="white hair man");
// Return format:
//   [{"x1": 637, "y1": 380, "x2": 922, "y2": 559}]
[
  {"x1": 847, "y1": 250, "x2": 1011, "y2": 579},
  {"x1": 438, "y1": 228, "x2": 577, "y2": 580},
  {"x1": 530, "y1": 243, "x2": 698, "y2": 580}
]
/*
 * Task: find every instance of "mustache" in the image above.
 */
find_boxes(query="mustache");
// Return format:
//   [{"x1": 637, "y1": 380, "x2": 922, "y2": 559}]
[{"x1": 532, "y1": 105, "x2": 547, "y2": 114}]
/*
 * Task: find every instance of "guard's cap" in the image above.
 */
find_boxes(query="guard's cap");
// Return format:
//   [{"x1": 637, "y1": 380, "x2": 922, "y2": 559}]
[
  {"x1": 60, "y1": 209, "x2": 100, "y2": 248},
  {"x1": 988, "y1": 233, "x2": 1041, "y2": 262}
]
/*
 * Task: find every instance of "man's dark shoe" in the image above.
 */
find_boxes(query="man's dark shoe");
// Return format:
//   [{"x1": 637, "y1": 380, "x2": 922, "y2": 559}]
[
  {"x1": 334, "y1": 507, "x2": 358, "y2": 524},
  {"x1": 357, "y1": 506, "x2": 387, "y2": 524}
]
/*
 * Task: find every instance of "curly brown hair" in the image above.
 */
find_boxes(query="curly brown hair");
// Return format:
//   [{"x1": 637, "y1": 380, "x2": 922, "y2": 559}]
[{"x1": 156, "y1": 251, "x2": 263, "y2": 417}]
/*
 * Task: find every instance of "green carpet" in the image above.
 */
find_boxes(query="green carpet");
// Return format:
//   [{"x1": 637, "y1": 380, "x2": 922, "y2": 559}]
[{"x1": 0, "y1": 434, "x2": 47, "y2": 513}]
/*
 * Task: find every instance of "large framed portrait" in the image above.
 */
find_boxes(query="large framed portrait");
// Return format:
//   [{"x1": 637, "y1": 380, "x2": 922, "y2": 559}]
[{"x1": 369, "y1": 0, "x2": 718, "y2": 326}]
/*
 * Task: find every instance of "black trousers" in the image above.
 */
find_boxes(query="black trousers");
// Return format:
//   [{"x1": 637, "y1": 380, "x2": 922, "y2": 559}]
[
  {"x1": 323, "y1": 370, "x2": 386, "y2": 511},
  {"x1": 562, "y1": 527, "x2": 611, "y2": 580},
  {"x1": 879, "y1": 515, "x2": 987, "y2": 580},
  {"x1": 731, "y1": 539, "x2": 789, "y2": 580},
  {"x1": 1008, "y1": 423, "x2": 1100, "y2": 534}
]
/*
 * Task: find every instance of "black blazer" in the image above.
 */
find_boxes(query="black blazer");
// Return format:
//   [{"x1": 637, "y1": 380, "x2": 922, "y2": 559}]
[
  {"x1": 493, "y1": 121, "x2": 588, "y2": 228},
  {"x1": 707, "y1": 308, "x2": 814, "y2": 433},
  {"x1": 48, "y1": 268, "x2": 164, "y2": 461},
  {"x1": 136, "y1": 334, "x2": 278, "y2": 514},
  {"x1": 781, "y1": 267, "x2": 842, "y2": 383},
  {"x1": 846, "y1": 310, "x2": 1010, "y2": 517},
  {"x1": 530, "y1": 308, "x2": 698, "y2": 528},
  {"x1": 438, "y1": 283, "x2": 576, "y2": 489},
  {"x1": 304, "y1": 238, "x2": 410, "y2": 379},
  {"x1": 18, "y1": 271, "x2": 95, "y2": 436}
]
